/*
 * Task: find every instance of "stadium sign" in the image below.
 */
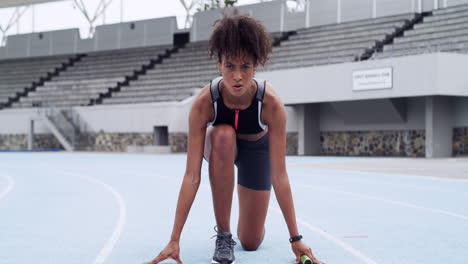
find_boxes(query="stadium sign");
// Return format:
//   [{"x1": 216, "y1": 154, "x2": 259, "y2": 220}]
[{"x1": 352, "y1": 67, "x2": 393, "y2": 91}]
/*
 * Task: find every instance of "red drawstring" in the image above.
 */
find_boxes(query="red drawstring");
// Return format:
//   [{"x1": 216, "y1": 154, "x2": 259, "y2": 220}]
[{"x1": 234, "y1": 109, "x2": 239, "y2": 130}]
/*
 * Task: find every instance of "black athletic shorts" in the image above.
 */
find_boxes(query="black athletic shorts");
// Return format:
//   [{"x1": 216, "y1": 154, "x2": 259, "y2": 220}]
[{"x1": 235, "y1": 133, "x2": 272, "y2": 191}]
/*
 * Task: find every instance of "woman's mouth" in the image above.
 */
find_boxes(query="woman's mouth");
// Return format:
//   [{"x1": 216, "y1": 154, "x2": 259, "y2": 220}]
[{"x1": 233, "y1": 84, "x2": 242, "y2": 90}]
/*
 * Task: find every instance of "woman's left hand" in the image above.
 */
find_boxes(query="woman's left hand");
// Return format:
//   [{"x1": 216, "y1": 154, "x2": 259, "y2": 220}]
[{"x1": 291, "y1": 241, "x2": 326, "y2": 264}]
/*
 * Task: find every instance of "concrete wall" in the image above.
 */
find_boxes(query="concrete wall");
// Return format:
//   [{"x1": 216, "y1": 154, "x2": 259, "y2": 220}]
[
  {"x1": 0, "y1": 108, "x2": 50, "y2": 134},
  {"x1": 376, "y1": 0, "x2": 417, "y2": 17},
  {"x1": 75, "y1": 100, "x2": 191, "y2": 133},
  {"x1": 447, "y1": 0, "x2": 468, "y2": 6},
  {"x1": 144, "y1": 17, "x2": 178, "y2": 46},
  {"x1": 3, "y1": 29, "x2": 79, "y2": 59},
  {"x1": 341, "y1": 0, "x2": 373, "y2": 23},
  {"x1": 284, "y1": 10, "x2": 306, "y2": 31},
  {"x1": 0, "y1": 47, "x2": 5, "y2": 59},
  {"x1": 191, "y1": 1, "x2": 286, "y2": 42},
  {"x1": 93, "y1": 16, "x2": 177, "y2": 51},
  {"x1": 4, "y1": 33, "x2": 30, "y2": 58},
  {"x1": 308, "y1": 0, "x2": 338, "y2": 27},
  {"x1": 454, "y1": 97, "x2": 468, "y2": 127},
  {"x1": 307, "y1": 0, "x2": 468, "y2": 27},
  {"x1": 0, "y1": 17, "x2": 176, "y2": 60},
  {"x1": 257, "y1": 53, "x2": 468, "y2": 105},
  {"x1": 320, "y1": 97, "x2": 426, "y2": 131},
  {"x1": 77, "y1": 38, "x2": 94, "y2": 54},
  {"x1": 52, "y1": 29, "x2": 80, "y2": 55},
  {"x1": 29, "y1": 32, "x2": 51, "y2": 57},
  {"x1": 0, "y1": 96, "x2": 298, "y2": 135}
]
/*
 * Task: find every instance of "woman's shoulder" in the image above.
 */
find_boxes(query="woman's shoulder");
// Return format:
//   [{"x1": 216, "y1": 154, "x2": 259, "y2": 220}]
[
  {"x1": 190, "y1": 83, "x2": 215, "y2": 119},
  {"x1": 262, "y1": 82, "x2": 283, "y2": 109},
  {"x1": 196, "y1": 83, "x2": 212, "y2": 103}
]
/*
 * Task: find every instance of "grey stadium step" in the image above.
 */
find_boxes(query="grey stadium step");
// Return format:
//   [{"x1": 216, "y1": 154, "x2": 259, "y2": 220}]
[
  {"x1": 298, "y1": 13, "x2": 414, "y2": 34},
  {"x1": 407, "y1": 23, "x2": 468, "y2": 36},
  {"x1": 296, "y1": 22, "x2": 405, "y2": 40},
  {"x1": 287, "y1": 26, "x2": 397, "y2": 44},
  {"x1": 431, "y1": 4, "x2": 468, "y2": 16},
  {"x1": 384, "y1": 35, "x2": 468, "y2": 52},
  {"x1": 393, "y1": 30, "x2": 468, "y2": 44},
  {"x1": 265, "y1": 56, "x2": 355, "y2": 71},
  {"x1": 277, "y1": 36, "x2": 383, "y2": 52}
]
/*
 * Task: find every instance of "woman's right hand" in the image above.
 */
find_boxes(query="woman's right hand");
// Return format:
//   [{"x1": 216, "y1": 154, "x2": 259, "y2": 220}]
[{"x1": 143, "y1": 240, "x2": 182, "y2": 264}]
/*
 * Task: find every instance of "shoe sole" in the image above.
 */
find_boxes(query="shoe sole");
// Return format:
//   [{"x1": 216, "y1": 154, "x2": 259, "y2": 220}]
[{"x1": 211, "y1": 260, "x2": 235, "y2": 264}]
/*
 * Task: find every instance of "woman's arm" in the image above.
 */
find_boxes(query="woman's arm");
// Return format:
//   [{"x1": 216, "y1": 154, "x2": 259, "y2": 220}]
[
  {"x1": 170, "y1": 87, "x2": 212, "y2": 242},
  {"x1": 263, "y1": 87, "x2": 299, "y2": 238},
  {"x1": 263, "y1": 85, "x2": 325, "y2": 264},
  {"x1": 145, "y1": 87, "x2": 213, "y2": 264}
]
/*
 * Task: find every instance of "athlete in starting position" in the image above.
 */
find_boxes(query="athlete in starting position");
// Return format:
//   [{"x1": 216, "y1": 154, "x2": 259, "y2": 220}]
[{"x1": 144, "y1": 12, "x2": 325, "y2": 264}]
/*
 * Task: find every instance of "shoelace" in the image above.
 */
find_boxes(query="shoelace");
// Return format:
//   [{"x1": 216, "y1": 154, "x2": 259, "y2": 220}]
[
  {"x1": 211, "y1": 226, "x2": 237, "y2": 252},
  {"x1": 215, "y1": 235, "x2": 237, "y2": 251}
]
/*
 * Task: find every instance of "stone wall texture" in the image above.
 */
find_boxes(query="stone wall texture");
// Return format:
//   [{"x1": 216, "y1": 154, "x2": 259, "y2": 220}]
[
  {"x1": 94, "y1": 132, "x2": 153, "y2": 152},
  {"x1": 170, "y1": 133, "x2": 188, "y2": 153},
  {"x1": 0, "y1": 134, "x2": 62, "y2": 150},
  {"x1": 321, "y1": 130, "x2": 426, "y2": 157},
  {"x1": 286, "y1": 132, "x2": 298, "y2": 155},
  {"x1": 6, "y1": 128, "x2": 468, "y2": 157},
  {"x1": 453, "y1": 127, "x2": 468, "y2": 156}
]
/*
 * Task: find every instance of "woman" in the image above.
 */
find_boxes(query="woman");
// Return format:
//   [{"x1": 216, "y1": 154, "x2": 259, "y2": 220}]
[{"x1": 144, "y1": 12, "x2": 325, "y2": 264}]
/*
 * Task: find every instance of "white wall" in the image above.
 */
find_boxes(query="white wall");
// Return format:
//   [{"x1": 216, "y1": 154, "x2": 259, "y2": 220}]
[
  {"x1": 376, "y1": 0, "x2": 417, "y2": 17},
  {"x1": 191, "y1": 1, "x2": 286, "y2": 42},
  {"x1": 320, "y1": 97, "x2": 426, "y2": 131},
  {"x1": 341, "y1": 0, "x2": 373, "y2": 23},
  {"x1": 75, "y1": 99, "x2": 192, "y2": 133},
  {"x1": 0, "y1": 95, "x2": 298, "y2": 135},
  {"x1": 1, "y1": 17, "x2": 176, "y2": 59},
  {"x1": 0, "y1": 108, "x2": 49, "y2": 134},
  {"x1": 257, "y1": 53, "x2": 468, "y2": 105}
]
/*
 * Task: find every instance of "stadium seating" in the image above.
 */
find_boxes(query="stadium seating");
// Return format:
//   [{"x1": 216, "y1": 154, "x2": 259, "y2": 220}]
[
  {"x1": 0, "y1": 12, "x2": 431, "y2": 109},
  {"x1": 11, "y1": 45, "x2": 171, "y2": 108},
  {"x1": 0, "y1": 55, "x2": 72, "y2": 108},
  {"x1": 102, "y1": 41, "x2": 217, "y2": 105},
  {"x1": 264, "y1": 13, "x2": 416, "y2": 71},
  {"x1": 374, "y1": 4, "x2": 468, "y2": 58}
]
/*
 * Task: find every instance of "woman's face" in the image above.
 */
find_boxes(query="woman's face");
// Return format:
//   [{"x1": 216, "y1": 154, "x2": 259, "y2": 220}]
[{"x1": 217, "y1": 54, "x2": 257, "y2": 97}]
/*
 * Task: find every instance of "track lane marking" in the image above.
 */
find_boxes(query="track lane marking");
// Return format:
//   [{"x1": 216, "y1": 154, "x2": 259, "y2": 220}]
[
  {"x1": 0, "y1": 174, "x2": 14, "y2": 202},
  {"x1": 60, "y1": 170, "x2": 127, "y2": 264},
  {"x1": 269, "y1": 206, "x2": 379, "y2": 264},
  {"x1": 303, "y1": 185, "x2": 468, "y2": 221}
]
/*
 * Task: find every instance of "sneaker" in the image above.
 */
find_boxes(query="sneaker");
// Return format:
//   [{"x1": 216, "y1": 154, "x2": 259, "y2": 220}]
[{"x1": 212, "y1": 226, "x2": 236, "y2": 264}]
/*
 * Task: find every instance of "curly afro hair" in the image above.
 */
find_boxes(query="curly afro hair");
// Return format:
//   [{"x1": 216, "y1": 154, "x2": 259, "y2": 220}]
[{"x1": 208, "y1": 11, "x2": 272, "y2": 66}]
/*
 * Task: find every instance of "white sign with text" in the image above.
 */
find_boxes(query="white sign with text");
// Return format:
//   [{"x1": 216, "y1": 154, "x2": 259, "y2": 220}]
[{"x1": 353, "y1": 67, "x2": 393, "y2": 91}]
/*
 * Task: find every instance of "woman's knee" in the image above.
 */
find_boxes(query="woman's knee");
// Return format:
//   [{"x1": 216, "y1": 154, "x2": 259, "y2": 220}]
[
  {"x1": 238, "y1": 229, "x2": 265, "y2": 251},
  {"x1": 238, "y1": 236, "x2": 263, "y2": 251},
  {"x1": 210, "y1": 125, "x2": 236, "y2": 155}
]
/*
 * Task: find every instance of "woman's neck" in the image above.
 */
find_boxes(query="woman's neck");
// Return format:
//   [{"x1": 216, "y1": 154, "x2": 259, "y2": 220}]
[{"x1": 220, "y1": 80, "x2": 257, "y2": 110}]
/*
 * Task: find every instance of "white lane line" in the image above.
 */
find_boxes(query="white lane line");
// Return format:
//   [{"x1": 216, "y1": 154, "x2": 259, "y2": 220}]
[
  {"x1": 269, "y1": 206, "x2": 379, "y2": 264},
  {"x1": 304, "y1": 185, "x2": 468, "y2": 221},
  {"x1": 60, "y1": 171, "x2": 127, "y2": 264},
  {"x1": 0, "y1": 174, "x2": 14, "y2": 201},
  {"x1": 291, "y1": 166, "x2": 468, "y2": 182}
]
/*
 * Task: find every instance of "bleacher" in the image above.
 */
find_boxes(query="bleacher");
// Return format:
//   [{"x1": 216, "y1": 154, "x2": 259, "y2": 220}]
[
  {"x1": 374, "y1": 4, "x2": 468, "y2": 58},
  {"x1": 264, "y1": 13, "x2": 416, "y2": 71},
  {"x1": 4, "y1": 5, "x2": 468, "y2": 109},
  {"x1": 12, "y1": 45, "x2": 171, "y2": 108},
  {"x1": 102, "y1": 41, "x2": 217, "y2": 105},
  {"x1": 0, "y1": 55, "x2": 72, "y2": 108}
]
